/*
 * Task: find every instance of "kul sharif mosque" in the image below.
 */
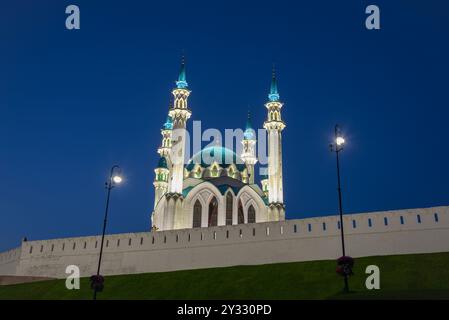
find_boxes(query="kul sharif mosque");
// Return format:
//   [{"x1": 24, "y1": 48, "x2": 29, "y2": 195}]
[{"x1": 151, "y1": 59, "x2": 286, "y2": 231}]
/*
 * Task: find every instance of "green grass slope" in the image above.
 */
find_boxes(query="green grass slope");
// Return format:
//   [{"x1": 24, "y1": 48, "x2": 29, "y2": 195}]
[{"x1": 1, "y1": 252, "x2": 448, "y2": 299}]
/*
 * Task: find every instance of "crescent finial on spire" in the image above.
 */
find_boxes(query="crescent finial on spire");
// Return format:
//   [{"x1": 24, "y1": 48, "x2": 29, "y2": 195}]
[
  {"x1": 268, "y1": 65, "x2": 280, "y2": 102},
  {"x1": 176, "y1": 53, "x2": 188, "y2": 89},
  {"x1": 244, "y1": 109, "x2": 256, "y2": 140}
]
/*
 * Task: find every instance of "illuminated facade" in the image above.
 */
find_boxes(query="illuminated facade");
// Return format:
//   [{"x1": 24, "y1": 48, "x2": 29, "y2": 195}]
[
  {"x1": 263, "y1": 70, "x2": 286, "y2": 220},
  {"x1": 151, "y1": 61, "x2": 286, "y2": 231}
]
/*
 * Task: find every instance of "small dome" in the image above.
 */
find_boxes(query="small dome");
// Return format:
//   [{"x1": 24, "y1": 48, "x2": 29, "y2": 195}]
[
  {"x1": 157, "y1": 157, "x2": 168, "y2": 169},
  {"x1": 244, "y1": 128, "x2": 256, "y2": 140},
  {"x1": 163, "y1": 116, "x2": 173, "y2": 130},
  {"x1": 185, "y1": 146, "x2": 246, "y2": 172}
]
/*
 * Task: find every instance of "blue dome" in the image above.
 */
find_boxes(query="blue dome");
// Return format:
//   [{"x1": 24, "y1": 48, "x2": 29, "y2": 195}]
[
  {"x1": 157, "y1": 157, "x2": 168, "y2": 169},
  {"x1": 185, "y1": 146, "x2": 246, "y2": 172}
]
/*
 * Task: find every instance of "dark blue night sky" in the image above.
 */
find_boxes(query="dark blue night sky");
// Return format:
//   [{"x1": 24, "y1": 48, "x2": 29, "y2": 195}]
[{"x1": 1, "y1": 0, "x2": 448, "y2": 251}]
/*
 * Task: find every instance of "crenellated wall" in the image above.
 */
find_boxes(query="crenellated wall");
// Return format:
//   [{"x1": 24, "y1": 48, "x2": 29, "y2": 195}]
[{"x1": 1, "y1": 205, "x2": 448, "y2": 279}]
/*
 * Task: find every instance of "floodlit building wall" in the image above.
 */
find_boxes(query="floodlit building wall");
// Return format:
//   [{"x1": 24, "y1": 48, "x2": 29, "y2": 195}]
[
  {"x1": 0, "y1": 206, "x2": 448, "y2": 279},
  {"x1": 0, "y1": 247, "x2": 22, "y2": 276}
]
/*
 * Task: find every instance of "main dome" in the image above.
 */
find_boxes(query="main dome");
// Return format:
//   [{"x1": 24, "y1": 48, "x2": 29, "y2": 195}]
[{"x1": 185, "y1": 146, "x2": 246, "y2": 172}]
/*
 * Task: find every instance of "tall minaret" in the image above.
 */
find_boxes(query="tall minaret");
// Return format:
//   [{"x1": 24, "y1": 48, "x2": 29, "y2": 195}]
[
  {"x1": 157, "y1": 114, "x2": 174, "y2": 159},
  {"x1": 153, "y1": 157, "x2": 169, "y2": 209},
  {"x1": 241, "y1": 112, "x2": 257, "y2": 184},
  {"x1": 154, "y1": 111, "x2": 173, "y2": 203},
  {"x1": 263, "y1": 68, "x2": 286, "y2": 220},
  {"x1": 168, "y1": 57, "x2": 191, "y2": 194}
]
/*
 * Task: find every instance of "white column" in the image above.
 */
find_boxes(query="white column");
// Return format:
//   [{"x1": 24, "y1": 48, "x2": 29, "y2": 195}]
[
  {"x1": 264, "y1": 101, "x2": 285, "y2": 206},
  {"x1": 170, "y1": 119, "x2": 188, "y2": 194},
  {"x1": 168, "y1": 88, "x2": 191, "y2": 194}
]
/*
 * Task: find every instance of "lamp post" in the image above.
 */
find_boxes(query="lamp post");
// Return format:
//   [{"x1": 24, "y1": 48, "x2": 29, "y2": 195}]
[
  {"x1": 329, "y1": 125, "x2": 349, "y2": 293},
  {"x1": 93, "y1": 165, "x2": 122, "y2": 300}
]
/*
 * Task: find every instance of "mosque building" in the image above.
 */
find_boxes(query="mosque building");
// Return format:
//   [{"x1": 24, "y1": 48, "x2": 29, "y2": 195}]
[
  {"x1": 1, "y1": 60, "x2": 447, "y2": 280},
  {"x1": 151, "y1": 60, "x2": 286, "y2": 230}
]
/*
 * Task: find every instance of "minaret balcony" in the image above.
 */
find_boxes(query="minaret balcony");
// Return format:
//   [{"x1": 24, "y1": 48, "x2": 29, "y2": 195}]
[
  {"x1": 153, "y1": 181, "x2": 168, "y2": 188},
  {"x1": 263, "y1": 120, "x2": 286, "y2": 131},
  {"x1": 172, "y1": 88, "x2": 191, "y2": 98},
  {"x1": 157, "y1": 147, "x2": 171, "y2": 157},
  {"x1": 169, "y1": 108, "x2": 192, "y2": 121},
  {"x1": 265, "y1": 101, "x2": 284, "y2": 110},
  {"x1": 241, "y1": 154, "x2": 258, "y2": 165}
]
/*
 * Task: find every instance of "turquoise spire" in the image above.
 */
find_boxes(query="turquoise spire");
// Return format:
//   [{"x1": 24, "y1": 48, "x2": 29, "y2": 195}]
[
  {"x1": 163, "y1": 98, "x2": 174, "y2": 130},
  {"x1": 245, "y1": 111, "x2": 253, "y2": 130},
  {"x1": 176, "y1": 55, "x2": 188, "y2": 89},
  {"x1": 268, "y1": 66, "x2": 280, "y2": 102},
  {"x1": 244, "y1": 111, "x2": 256, "y2": 140}
]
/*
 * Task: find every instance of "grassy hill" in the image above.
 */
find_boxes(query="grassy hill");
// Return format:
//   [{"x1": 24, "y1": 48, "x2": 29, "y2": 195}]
[{"x1": 1, "y1": 252, "x2": 448, "y2": 299}]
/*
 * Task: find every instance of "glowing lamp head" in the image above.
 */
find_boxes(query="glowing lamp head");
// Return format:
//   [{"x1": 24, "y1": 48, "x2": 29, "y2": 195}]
[
  {"x1": 112, "y1": 175, "x2": 123, "y2": 184},
  {"x1": 336, "y1": 136, "x2": 345, "y2": 146}
]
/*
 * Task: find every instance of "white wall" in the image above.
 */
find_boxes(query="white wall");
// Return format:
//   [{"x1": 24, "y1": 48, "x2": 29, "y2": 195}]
[
  {"x1": 0, "y1": 247, "x2": 21, "y2": 276},
  {"x1": 1, "y1": 206, "x2": 448, "y2": 279}
]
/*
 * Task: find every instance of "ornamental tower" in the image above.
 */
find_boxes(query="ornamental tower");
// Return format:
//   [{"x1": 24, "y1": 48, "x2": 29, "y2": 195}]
[
  {"x1": 158, "y1": 114, "x2": 173, "y2": 159},
  {"x1": 260, "y1": 174, "x2": 269, "y2": 198},
  {"x1": 168, "y1": 57, "x2": 192, "y2": 194},
  {"x1": 241, "y1": 112, "x2": 258, "y2": 184},
  {"x1": 153, "y1": 157, "x2": 169, "y2": 208},
  {"x1": 263, "y1": 69, "x2": 286, "y2": 220},
  {"x1": 157, "y1": 110, "x2": 173, "y2": 187},
  {"x1": 153, "y1": 110, "x2": 173, "y2": 206}
]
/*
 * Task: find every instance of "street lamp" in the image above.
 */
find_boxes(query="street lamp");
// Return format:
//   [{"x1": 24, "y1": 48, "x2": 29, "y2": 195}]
[
  {"x1": 112, "y1": 175, "x2": 122, "y2": 184},
  {"x1": 329, "y1": 125, "x2": 350, "y2": 293},
  {"x1": 93, "y1": 165, "x2": 122, "y2": 300},
  {"x1": 336, "y1": 136, "x2": 345, "y2": 146}
]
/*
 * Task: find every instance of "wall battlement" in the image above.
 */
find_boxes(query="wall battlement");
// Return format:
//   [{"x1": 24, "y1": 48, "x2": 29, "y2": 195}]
[{"x1": 1, "y1": 206, "x2": 448, "y2": 278}]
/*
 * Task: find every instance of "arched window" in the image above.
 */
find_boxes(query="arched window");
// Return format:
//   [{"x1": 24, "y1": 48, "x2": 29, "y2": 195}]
[
  {"x1": 238, "y1": 200, "x2": 244, "y2": 224},
  {"x1": 208, "y1": 197, "x2": 218, "y2": 227},
  {"x1": 225, "y1": 192, "x2": 233, "y2": 225},
  {"x1": 228, "y1": 167, "x2": 235, "y2": 179},
  {"x1": 195, "y1": 167, "x2": 202, "y2": 178},
  {"x1": 193, "y1": 200, "x2": 202, "y2": 228},
  {"x1": 248, "y1": 205, "x2": 256, "y2": 223},
  {"x1": 211, "y1": 165, "x2": 218, "y2": 177},
  {"x1": 178, "y1": 98, "x2": 185, "y2": 109}
]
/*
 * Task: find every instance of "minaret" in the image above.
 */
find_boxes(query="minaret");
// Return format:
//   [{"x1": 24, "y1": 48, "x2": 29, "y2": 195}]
[
  {"x1": 154, "y1": 110, "x2": 173, "y2": 199},
  {"x1": 263, "y1": 68, "x2": 286, "y2": 220},
  {"x1": 159, "y1": 57, "x2": 192, "y2": 230},
  {"x1": 157, "y1": 114, "x2": 173, "y2": 159},
  {"x1": 153, "y1": 157, "x2": 169, "y2": 208},
  {"x1": 241, "y1": 112, "x2": 257, "y2": 184},
  {"x1": 260, "y1": 174, "x2": 269, "y2": 198},
  {"x1": 168, "y1": 57, "x2": 192, "y2": 194}
]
